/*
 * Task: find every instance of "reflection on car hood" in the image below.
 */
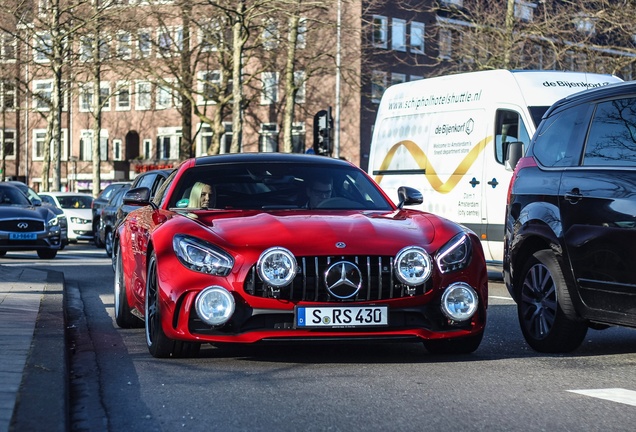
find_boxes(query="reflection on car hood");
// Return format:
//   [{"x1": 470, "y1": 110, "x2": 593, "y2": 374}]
[
  {"x1": 0, "y1": 205, "x2": 52, "y2": 220},
  {"x1": 190, "y1": 210, "x2": 441, "y2": 254}
]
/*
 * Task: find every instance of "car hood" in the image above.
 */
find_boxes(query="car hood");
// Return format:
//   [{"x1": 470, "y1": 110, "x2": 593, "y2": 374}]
[
  {"x1": 0, "y1": 205, "x2": 51, "y2": 220},
  {"x1": 187, "y1": 210, "x2": 448, "y2": 256}
]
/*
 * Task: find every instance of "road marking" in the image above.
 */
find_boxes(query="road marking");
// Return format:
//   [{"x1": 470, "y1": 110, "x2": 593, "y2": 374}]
[{"x1": 568, "y1": 388, "x2": 636, "y2": 407}]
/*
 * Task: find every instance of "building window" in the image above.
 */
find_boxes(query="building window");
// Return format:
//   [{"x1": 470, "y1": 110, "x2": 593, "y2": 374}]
[
  {"x1": 113, "y1": 139, "x2": 123, "y2": 161},
  {"x1": 371, "y1": 71, "x2": 387, "y2": 104},
  {"x1": 100, "y1": 82, "x2": 111, "y2": 111},
  {"x1": 391, "y1": 73, "x2": 406, "y2": 86},
  {"x1": 33, "y1": 80, "x2": 52, "y2": 110},
  {"x1": 1, "y1": 33, "x2": 16, "y2": 61},
  {"x1": 79, "y1": 83, "x2": 93, "y2": 112},
  {"x1": 79, "y1": 130, "x2": 107, "y2": 161},
  {"x1": 221, "y1": 123, "x2": 233, "y2": 154},
  {"x1": 441, "y1": 0, "x2": 463, "y2": 7},
  {"x1": 116, "y1": 31, "x2": 132, "y2": 59},
  {"x1": 410, "y1": 75, "x2": 423, "y2": 81},
  {"x1": 260, "y1": 123, "x2": 278, "y2": 152},
  {"x1": 33, "y1": 129, "x2": 67, "y2": 161},
  {"x1": 262, "y1": 18, "x2": 279, "y2": 50},
  {"x1": 34, "y1": 32, "x2": 52, "y2": 62},
  {"x1": 515, "y1": 1, "x2": 536, "y2": 22},
  {"x1": 1, "y1": 81, "x2": 15, "y2": 110},
  {"x1": 200, "y1": 20, "x2": 221, "y2": 52},
  {"x1": 157, "y1": 26, "x2": 183, "y2": 57},
  {"x1": 156, "y1": 81, "x2": 174, "y2": 109},
  {"x1": 261, "y1": 72, "x2": 278, "y2": 104},
  {"x1": 135, "y1": 80, "x2": 151, "y2": 110},
  {"x1": 157, "y1": 127, "x2": 181, "y2": 160},
  {"x1": 439, "y1": 28, "x2": 453, "y2": 60},
  {"x1": 138, "y1": 29, "x2": 152, "y2": 58},
  {"x1": 574, "y1": 14, "x2": 596, "y2": 36},
  {"x1": 392, "y1": 18, "x2": 406, "y2": 52},
  {"x1": 292, "y1": 123, "x2": 305, "y2": 153},
  {"x1": 372, "y1": 15, "x2": 388, "y2": 49},
  {"x1": 1, "y1": 129, "x2": 15, "y2": 159},
  {"x1": 297, "y1": 17, "x2": 307, "y2": 49},
  {"x1": 79, "y1": 35, "x2": 93, "y2": 62},
  {"x1": 198, "y1": 70, "x2": 221, "y2": 104},
  {"x1": 143, "y1": 138, "x2": 152, "y2": 159},
  {"x1": 294, "y1": 70, "x2": 306, "y2": 104},
  {"x1": 411, "y1": 22, "x2": 425, "y2": 54},
  {"x1": 115, "y1": 81, "x2": 131, "y2": 111}
]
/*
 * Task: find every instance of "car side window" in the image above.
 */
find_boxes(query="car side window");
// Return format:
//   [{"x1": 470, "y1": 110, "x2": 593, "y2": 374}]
[
  {"x1": 533, "y1": 104, "x2": 587, "y2": 167},
  {"x1": 583, "y1": 97, "x2": 636, "y2": 167}
]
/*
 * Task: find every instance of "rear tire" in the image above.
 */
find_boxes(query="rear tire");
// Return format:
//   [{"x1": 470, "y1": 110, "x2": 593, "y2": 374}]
[
  {"x1": 114, "y1": 245, "x2": 142, "y2": 329},
  {"x1": 105, "y1": 230, "x2": 114, "y2": 258},
  {"x1": 423, "y1": 331, "x2": 483, "y2": 355},
  {"x1": 94, "y1": 220, "x2": 104, "y2": 248},
  {"x1": 145, "y1": 252, "x2": 200, "y2": 358},
  {"x1": 517, "y1": 249, "x2": 587, "y2": 353}
]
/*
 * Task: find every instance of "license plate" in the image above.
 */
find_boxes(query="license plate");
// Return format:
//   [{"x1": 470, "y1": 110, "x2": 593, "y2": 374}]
[
  {"x1": 9, "y1": 232, "x2": 37, "y2": 240},
  {"x1": 296, "y1": 305, "x2": 388, "y2": 328}
]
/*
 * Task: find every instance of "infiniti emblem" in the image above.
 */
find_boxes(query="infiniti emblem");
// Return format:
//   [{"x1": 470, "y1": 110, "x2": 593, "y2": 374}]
[
  {"x1": 324, "y1": 261, "x2": 362, "y2": 299},
  {"x1": 17, "y1": 222, "x2": 29, "y2": 229}
]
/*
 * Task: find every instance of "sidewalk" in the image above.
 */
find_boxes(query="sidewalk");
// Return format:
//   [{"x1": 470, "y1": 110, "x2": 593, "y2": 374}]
[{"x1": 0, "y1": 265, "x2": 68, "y2": 432}]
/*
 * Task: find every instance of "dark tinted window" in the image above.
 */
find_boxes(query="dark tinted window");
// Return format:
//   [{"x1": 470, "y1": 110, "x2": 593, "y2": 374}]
[
  {"x1": 583, "y1": 98, "x2": 636, "y2": 166},
  {"x1": 533, "y1": 104, "x2": 587, "y2": 167}
]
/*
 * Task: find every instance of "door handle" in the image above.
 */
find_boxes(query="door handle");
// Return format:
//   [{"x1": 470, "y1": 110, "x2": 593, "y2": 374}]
[{"x1": 564, "y1": 188, "x2": 583, "y2": 203}]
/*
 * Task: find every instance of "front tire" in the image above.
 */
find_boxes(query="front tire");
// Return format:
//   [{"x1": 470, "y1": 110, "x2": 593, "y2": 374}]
[
  {"x1": 145, "y1": 251, "x2": 200, "y2": 358},
  {"x1": 37, "y1": 249, "x2": 57, "y2": 259},
  {"x1": 114, "y1": 245, "x2": 142, "y2": 329},
  {"x1": 517, "y1": 249, "x2": 587, "y2": 353},
  {"x1": 105, "y1": 230, "x2": 114, "y2": 258},
  {"x1": 94, "y1": 220, "x2": 104, "y2": 248}
]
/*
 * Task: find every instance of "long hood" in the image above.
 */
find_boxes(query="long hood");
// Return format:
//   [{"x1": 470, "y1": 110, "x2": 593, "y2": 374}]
[
  {"x1": 188, "y1": 210, "x2": 447, "y2": 256},
  {"x1": 0, "y1": 205, "x2": 49, "y2": 220}
]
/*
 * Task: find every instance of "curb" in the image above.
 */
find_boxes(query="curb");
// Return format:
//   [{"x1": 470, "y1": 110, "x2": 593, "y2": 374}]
[{"x1": 10, "y1": 270, "x2": 68, "y2": 432}]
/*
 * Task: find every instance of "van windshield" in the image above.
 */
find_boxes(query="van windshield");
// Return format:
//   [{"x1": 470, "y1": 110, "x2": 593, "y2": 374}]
[{"x1": 529, "y1": 106, "x2": 551, "y2": 127}]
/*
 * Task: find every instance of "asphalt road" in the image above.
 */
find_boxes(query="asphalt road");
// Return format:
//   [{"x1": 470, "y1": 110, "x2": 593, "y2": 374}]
[{"x1": 4, "y1": 243, "x2": 636, "y2": 431}]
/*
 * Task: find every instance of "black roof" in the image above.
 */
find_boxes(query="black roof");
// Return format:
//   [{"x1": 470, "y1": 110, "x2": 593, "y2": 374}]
[{"x1": 194, "y1": 153, "x2": 352, "y2": 167}]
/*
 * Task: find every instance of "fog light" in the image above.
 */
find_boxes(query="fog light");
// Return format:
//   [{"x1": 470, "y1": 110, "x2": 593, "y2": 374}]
[
  {"x1": 441, "y1": 282, "x2": 478, "y2": 321},
  {"x1": 195, "y1": 286, "x2": 235, "y2": 326}
]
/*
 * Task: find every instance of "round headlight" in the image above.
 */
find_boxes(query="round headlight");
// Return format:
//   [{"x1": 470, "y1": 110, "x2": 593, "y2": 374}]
[
  {"x1": 257, "y1": 247, "x2": 297, "y2": 287},
  {"x1": 394, "y1": 246, "x2": 432, "y2": 286},
  {"x1": 441, "y1": 282, "x2": 478, "y2": 321},
  {"x1": 195, "y1": 286, "x2": 235, "y2": 326}
]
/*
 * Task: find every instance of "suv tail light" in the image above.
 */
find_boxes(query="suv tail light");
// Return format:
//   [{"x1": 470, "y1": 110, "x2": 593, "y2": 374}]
[{"x1": 506, "y1": 156, "x2": 538, "y2": 205}]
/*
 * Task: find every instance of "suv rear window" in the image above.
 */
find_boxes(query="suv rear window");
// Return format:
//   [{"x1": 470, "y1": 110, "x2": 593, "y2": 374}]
[
  {"x1": 533, "y1": 105, "x2": 586, "y2": 167},
  {"x1": 583, "y1": 98, "x2": 636, "y2": 166}
]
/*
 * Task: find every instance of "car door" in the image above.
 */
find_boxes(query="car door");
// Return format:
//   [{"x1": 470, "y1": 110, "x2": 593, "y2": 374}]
[{"x1": 559, "y1": 96, "x2": 636, "y2": 322}]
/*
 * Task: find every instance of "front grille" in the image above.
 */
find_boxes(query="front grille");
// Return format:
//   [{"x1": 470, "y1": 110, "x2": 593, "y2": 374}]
[
  {"x1": 0, "y1": 219, "x2": 45, "y2": 232},
  {"x1": 244, "y1": 255, "x2": 429, "y2": 302}
]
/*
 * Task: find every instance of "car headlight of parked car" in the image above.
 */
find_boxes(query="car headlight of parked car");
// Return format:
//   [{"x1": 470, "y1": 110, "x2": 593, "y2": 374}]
[
  {"x1": 436, "y1": 233, "x2": 472, "y2": 273},
  {"x1": 48, "y1": 216, "x2": 60, "y2": 227},
  {"x1": 173, "y1": 234, "x2": 234, "y2": 276},
  {"x1": 441, "y1": 282, "x2": 479, "y2": 321},
  {"x1": 70, "y1": 217, "x2": 91, "y2": 224},
  {"x1": 195, "y1": 286, "x2": 235, "y2": 326},
  {"x1": 257, "y1": 247, "x2": 298, "y2": 288},
  {"x1": 394, "y1": 246, "x2": 432, "y2": 286}
]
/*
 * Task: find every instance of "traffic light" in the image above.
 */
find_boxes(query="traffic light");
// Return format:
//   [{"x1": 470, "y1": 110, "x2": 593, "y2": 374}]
[{"x1": 313, "y1": 108, "x2": 333, "y2": 156}]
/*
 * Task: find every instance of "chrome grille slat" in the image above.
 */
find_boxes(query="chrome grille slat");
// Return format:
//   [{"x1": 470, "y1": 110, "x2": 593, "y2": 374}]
[{"x1": 245, "y1": 255, "x2": 427, "y2": 302}]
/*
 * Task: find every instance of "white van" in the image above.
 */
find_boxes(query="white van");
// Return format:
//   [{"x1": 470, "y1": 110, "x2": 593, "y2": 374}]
[{"x1": 368, "y1": 70, "x2": 622, "y2": 263}]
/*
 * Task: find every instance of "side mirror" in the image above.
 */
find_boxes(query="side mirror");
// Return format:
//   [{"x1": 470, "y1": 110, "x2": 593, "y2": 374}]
[
  {"x1": 397, "y1": 186, "x2": 423, "y2": 209},
  {"x1": 31, "y1": 198, "x2": 42, "y2": 207},
  {"x1": 505, "y1": 141, "x2": 524, "y2": 170},
  {"x1": 123, "y1": 187, "x2": 151, "y2": 206}
]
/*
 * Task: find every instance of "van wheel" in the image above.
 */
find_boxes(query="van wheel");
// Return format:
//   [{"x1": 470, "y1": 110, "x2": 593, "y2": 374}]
[{"x1": 517, "y1": 249, "x2": 587, "y2": 353}]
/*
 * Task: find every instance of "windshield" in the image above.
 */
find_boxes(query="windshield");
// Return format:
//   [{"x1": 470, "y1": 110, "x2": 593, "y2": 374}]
[{"x1": 169, "y1": 162, "x2": 393, "y2": 211}]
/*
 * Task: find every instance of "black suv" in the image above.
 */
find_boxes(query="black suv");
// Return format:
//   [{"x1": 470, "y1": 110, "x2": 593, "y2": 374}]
[{"x1": 504, "y1": 80, "x2": 636, "y2": 353}]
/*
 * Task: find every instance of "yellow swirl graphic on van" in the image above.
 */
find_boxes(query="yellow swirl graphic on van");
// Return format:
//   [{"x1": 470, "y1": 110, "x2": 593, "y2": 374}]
[{"x1": 374, "y1": 137, "x2": 492, "y2": 194}]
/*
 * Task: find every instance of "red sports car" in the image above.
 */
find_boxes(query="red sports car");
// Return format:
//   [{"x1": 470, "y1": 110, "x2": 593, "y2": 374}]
[{"x1": 114, "y1": 153, "x2": 487, "y2": 358}]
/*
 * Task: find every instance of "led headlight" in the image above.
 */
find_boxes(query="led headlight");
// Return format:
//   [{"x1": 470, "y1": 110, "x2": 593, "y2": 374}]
[
  {"x1": 436, "y1": 233, "x2": 472, "y2": 273},
  {"x1": 48, "y1": 216, "x2": 60, "y2": 227},
  {"x1": 173, "y1": 234, "x2": 233, "y2": 276},
  {"x1": 394, "y1": 246, "x2": 432, "y2": 286},
  {"x1": 70, "y1": 217, "x2": 91, "y2": 224},
  {"x1": 195, "y1": 286, "x2": 235, "y2": 326},
  {"x1": 257, "y1": 247, "x2": 297, "y2": 287},
  {"x1": 441, "y1": 282, "x2": 478, "y2": 321}
]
